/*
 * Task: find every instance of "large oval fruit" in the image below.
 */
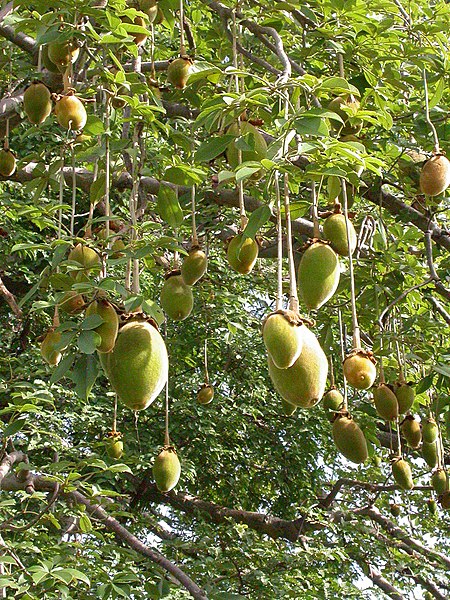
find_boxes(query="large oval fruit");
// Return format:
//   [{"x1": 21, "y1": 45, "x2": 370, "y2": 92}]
[
  {"x1": 267, "y1": 326, "x2": 327, "y2": 408},
  {"x1": 160, "y1": 274, "x2": 193, "y2": 321},
  {"x1": 48, "y1": 40, "x2": 79, "y2": 70},
  {"x1": 332, "y1": 414, "x2": 368, "y2": 464},
  {"x1": 422, "y1": 418, "x2": 438, "y2": 443},
  {"x1": 395, "y1": 382, "x2": 415, "y2": 414},
  {"x1": 419, "y1": 155, "x2": 450, "y2": 196},
  {"x1": 328, "y1": 95, "x2": 362, "y2": 136},
  {"x1": 422, "y1": 441, "x2": 438, "y2": 468},
  {"x1": 153, "y1": 447, "x2": 181, "y2": 492},
  {"x1": 197, "y1": 383, "x2": 214, "y2": 405},
  {"x1": 54, "y1": 95, "x2": 87, "y2": 130},
  {"x1": 86, "y1": 298, "x2": 119, "y2": 353},
  {"x1": 431, "y1": 468, "x2": 448, "y2": 495},
  {"x1": 23, "y1": 82, "x2": 52, "y2": 125},
  {"x1": 373, "y1": 384, "x2": 398, "y2": 421},
  {"x1": 68, "y1": 243, "x2": 101, "y2": 279},
  {"x1": 227, "y1": 234, "x2": 259, "y2": 275},
  {"x1": 297, "y1": 241, "x2": 340, "y2": 310},
  {"x1": 226, "y1": 121, "x2": 268, "y2": 170},
  {"x1": 181, "y1": 248, "x2": 207, "y2": 285},
  {"x1": 40, "y1": 329, "x2": 67, "y2": 366},
  {"x1": 323, "y1": 213, "x2": 357, "y2": 256},
  {"x1": 167, "y1": 57, "x2": 192, "y2": 89},
  {"x1": 0, "y1": 149, "x2": 16, "y2": 177},
  {"x1": 100, "y1": 319, "x2": 168, "y2": 411},
  {"x1": 343, "y1": 351, "x2": 376, "y2": 390},
  {"x1": 401, "y1": 416, "x2": 421, "y2": 449},
  {"x1": 262, "y1": 312, "x2": 304, "y2": 370},
  {"x1": 392, "y1": 458, "x2": 414, "y2": 490}
]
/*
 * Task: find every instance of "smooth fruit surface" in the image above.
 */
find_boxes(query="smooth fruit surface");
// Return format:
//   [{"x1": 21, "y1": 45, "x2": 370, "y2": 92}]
[
  {"x1": 167, "y1": 57, "x2": 192, "y2": 89},
  {"x1": 323, "y1": 213, "x2": 357, "y2": 256},
  {"x1": 48, "y1": 41, "x2": 79, "y2": 69},
  {"x1": 227, "y1": 234, "x2": 259, "y2": 274},
  {"x1": 106, "y1": 437, "x2": 123, "y2": 459},
  {"x1": 181, "y1": 248, "x2": 207, "y2": 285},
  {"x1": 68, "y1": 243, "x2": 100, "y2": 278},
  {"x1": 401, "y1": 416, "x2": 421, "y2": 449},
  {"x1": 392, "y1": 458, "x2": 414, "y2": 490},
  {"x1": 0, "y1": 149, "x2": 16, "y2": 177},
  {"x1": 431, "y1": 469, "x2": 448, "y2": 495},
  {"x1": 153, "y1": 447, "x2": 181, "y2": 492},
  {"x1": 420, "y1": 155, "x2": 450, "y2": 196},
  {"x1": 86, "y1": 298, "x2": 119, "y2": 353},
  {"x1": 23, "y1": 82, "x2": 52, "y2": 125},
  {"x1": 40, "y1": 329, "x2": 66, "y2": 366},
  {"x1": 422, "y1": 418, "x2": 438, "y2": 443},
  {"x1": 160, "y1": 274, "x2": 193, "y2": 321},
  {"x1": 422, "y1": 441, "x2": 438, "y2": 468},
  {"x1": 262, "y1": 313, "x2": 303, "y2": 370},
  {"x1": 395, "y1": 382, "x2": 415, "y2": 414},
  {"x1": 332, "y1": 415, "x2": 368, "y2": 464},
  {"x1": 297, "y1": 242, "x2": 340, "y2": 310},
  {"x1": 55, "y1": 95, "x2": 87, "y2": 130},
  {"x1": 197, "y1": 384, "x2": 214, "y2": 405},
  {"x1": 323, "y1": 388, "x2": 344, "y2": 412},
  {"x1": 343, "y1": 352, "x2": 376, "y2": 390}
]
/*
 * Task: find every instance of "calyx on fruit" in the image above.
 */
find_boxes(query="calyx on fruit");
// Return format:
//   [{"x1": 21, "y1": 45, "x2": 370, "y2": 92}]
[
  {"x1": 281, "y1": 397, "x2": 297, "y2": 416},
  {"x1": 262, "y1": 310, "x2": 306, "y2": 370},
  {"x1": 297, "y1": 240, "x2": 340, "y2": 310},
  {"x1": 197, "y1": 383, "x2": 214, "y2": 405},
  {"x1": 422, "y1": 417, "x2": 438, "y2": 443},
  {"x1": 343, "y1": 348, "x2": 377, "y2": 390},
  {"x1": 328, "y1": 95, "x2": 362, "y2": 136},
  {"x1": 167, "y1": 56, "x2": 193, "y2": 89},
  {"x1": 419, "y1": 154, "x2": 450, "y2": 196},
  {"x1": 181, "y1": 246, "x2": 207, "y2": 286},
  {"x1": 40, "y1": 328, "x2": 67, "y2": 366},
  {"x1": 422, "y1": 441, "x2": 438, "y2": 468},
  {"x1": 67, "y1": 243, "x2": 101, "y2": 278},
  {"x1": 394, "y1": 381, "x2": 415, "y2": 414},
  {"x1": 160, "y1": 271, "x2": 193, "y2": 321},
  {"x1": 322, "y1": 211, "x2": 357, "y2": 256},
  {"x1": 373, "y1": 383, "x2": 398, "y2": 421},
  {"x1": 99, "y1": 317, "x2": 168, "y2": 411},
  {"x1": 54, "y1": 92, "x2": 87, "y2": 131},
  {"x1": 47, "y1": 40, "x2": 79, "y2": 70},
  {"x1": 400, "y1": 415, "x2": 421, "y2": 449},
  {"x1": 391, "y1": 457, "x2": 414, "y2": 490},
  {"x1": 105, "y1": 431, "x2": 123, "y2": 460},
  {"x1": 23, "y1": 82, "x2": 52, "y2": 125},
  {"x1": 58, "y1": 290, "x2": 85, "y2": 315},
  {"x1": 153, "y1": 446, "x2": 181, "y2": 492},
  {"x1": 225, "y1": 121, "x2": 268, "y2": 172},
  {"x1": 0, "y1": 149, "x2": 16, "y2": 177},
  {"x1": 332, "y1": 412, "x2": 368, "y2": 464},
  {"x1": 431, "y1": 468, "x2": 449, "y2": 495},
  {"x1": 268, "y1": 325, "x2": 327, "y2": 408},
  {"x1": 227, "y1": 233, "x2": 259, "y2": 275},
  {"x1": 86, "y1": 297, "x2": 119, "y2": 353}
]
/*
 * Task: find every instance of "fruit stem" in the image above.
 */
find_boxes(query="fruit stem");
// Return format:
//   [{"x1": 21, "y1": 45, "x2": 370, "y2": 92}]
[
  {"x1": 204, "y1": 337, "x2": 210, "y2": 384},
  {"x1": 70, "y1": 143, "x2": 76, "y2": 237},
  {"x1": 274, "y1": 172, "x2": 283, "y2": 311},
  {"x1": 395, "y1": 417, "x2": 402, "y2": 459},
  {"x1": 191, "y1": 185, "x2": 198, "y2": 246},
  {"x1": 422, "y1": 68, "x2": 440, "y2": 154},
  {"x1": 104, "y1": 93, "x2": 111, "y2": 244},
  {"x1": 283, "y1": 173, "x2": 299, "y2": 311},
  {"x1": 338, "y1": 308, "x2": 348, "y2": 410},
  {"x1": 52, "y1": 305, "x2": 60, "y2": 328},
  {"x1": 113, "y1": 394, "x2": 117, "y2": 433},
  {"x1": 179, "y1": 0, "x2": 186, "y2": 56},
  {"x1": 337, "y1": 52, "x2": 344, "y2": 78},
  {"x1": 341, "y1": 178, "x2": 360, "y2": 349},
  {"x1": 392, "y1": 316, "x2": 406, "y2": 384},
  {"x1": 328, "y1": 355, "x2": 335, "y2": 387},
  {"x1": 311, "y1": 180, "x2": 320, "y2": 240}
]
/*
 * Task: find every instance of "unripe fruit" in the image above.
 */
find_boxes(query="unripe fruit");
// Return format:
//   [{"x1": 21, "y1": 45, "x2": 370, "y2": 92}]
[
  {"x1": 440, "y1": 491, "x2": 450, "y2": 510},
  {"x1": 392, "y1": 458, "x2": 414, "y2": 490},
  {"x1": 262, "y1": 311, "x2": 304, "y2": 369},
  {"x1": 343, "y1": 350, "x2": 376, "y2": 390},
  {"x1": 40, "y1": 328, "x2": 67, "y2": 366},
  {"x1": 328, "y1": 95, "x2": 362, "y2": 136},
  {"x1": 140, "y1": 0, "x2": 158, "y2": 22},
  {"x1": 419, "y1": 154, "x2": 450, "y2": 196},
  {"x1": 99, "y1": 319, "x2": 168, "y2": 411},
  {"x1": 227, "y1": 234, "x2": 259, "y2": 274},
  {"x1": 197, "y1": 383, "x2": 214, "y2": 405},
  {"x1": 394, "y1": 382, "x2": 415, "y2": 414},
  {"x1": 23, "y1": 82, "x2": 52, "y2": 125},
  {"x1": 297, "y1": 241, "x2": 340, "y2": 310},
  {"x1": 422, "y1": 418, "x2": 438, "y2": 443},
  {"x1": 86, "y1": 298, "x2": 119, "y2": 353},
  {"x1": 106, "y1": 434, "x2": 123, "y2": 459},
  {"x1": 58, "y1": 290, "x2": 85, "y2": 315},
  {"x1": 41, "y1": 45, "x2": 60, "y2": 73},
  {"x1": 181, "y1": 248, "x2": 207, "y2": 285},
  {"x1": 422, "y1": 442, "x2": 438, "y2": 470},
  {"x1": 322, "y1": 388, "x2": 344, "y2": 421},
  {"x1": 431, "y1": 469, "x2": 448, "y2": 495},
  {"x1": 0, "y1": 149, "x2": 16, "y2": 177},
  {"x1": 160, "y1": 274, "x2": 193, "y2": 321},
  {"x1": 167, "y1": 57, "x2": 192, "y2": 89},
  {"x1": 226, "y1": 121, "x2": 268, "y2": 171},
  {"x1": 68, "y1": 243, "x2": 101, "y2": 278},
  {"x1": 153, "y1": 447, "x2": 181, "y2": 492},
  {"x1": 323, "y1": 213, "x2": 357, "y2": 256},
  {"x1": 390, "y1": 503, "x2": 401, "y2": 517},
  {"x1": 48, "y1": 40, "x2": 79, "y2": 70},
  {"x1": 54, "y1": 94, "x2": 87, "y2": 130},
  {"x1": 401, "y1": 415, "x2": 421, "y2": 449},
  {"x1": 332, "y1": 414, "x2": 368, "y2": 464},
  {"x1": 373, "y1": 383, "x2": 398, "y2": 421},
  {"x1": 427, "y1": 498, "x2": 438, "y2": 515},
  {"x1": 281, "y1": 397, "x2": 297, "y2": 416}
]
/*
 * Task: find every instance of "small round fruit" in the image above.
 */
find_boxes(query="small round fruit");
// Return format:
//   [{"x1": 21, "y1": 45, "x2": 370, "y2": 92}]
[
  {"x1": 167, "y1": 57, "x2": 192, "y2": 89},
  {"x1": 419, "y1": 154, "x2": 450, "y2": 197},
  {"x1": 400, "y1": 415, "x2": 421, "y2": 449},
  {"x1": 427, "y1": 498, "x2": 438, "y2": 515},
  {"x1": 431, "y1": 468, "x2": 448, "y2": 495},
  {"x1": 394, "y1": 382, "x2": 415, "y2": 414},
  {"x1": 197, "y1": 384, "x2": 214, "y2": 405},
  {"x1": 153, "y1": 447, "x2": 181, "y2": 492},
  {"x1": 440, "y1": 491, "x2": 450, "y2": 510},
  {"x1": 23, "y1": 82, "x2": 52, "y2": 125},
  {"x1": 68, "y1": 243, "x2": 101, "y2": 278},
  {"x1": 40, "y1": 328, "x2": 66, "y2": 366},
  {"x1": 86, "y1": 298, "x2": 119, "y2": 353},
  {"x1": 106, "y1": 434, "x2": 123, "y2": 459},
  {"x1": 262, "y1": 312, "x2": 304, "y2": 370},
  {"x1": 160, "y1": 274, "x2": 194, "y2": 321},
  {"x1": 54, "y1": 94, "x2": 87, "y2": 130},
  {"x1": 343, "y1": 350, "x2": 376, "y2": 390},
  {"x1": 58, "y1": 290, "x2": 85, "y2": 315},
  {"x1": 140, "y1": 0, "x2": 158, "y2": 22},
  {"x1": 131, "y1": 16, "x2": 148, "y2": 45},
  {"x1": 0, "y1": 149, "x2": 16, "y2": 177},
  {"x1": 181, "y1": 248, "x2": 207, "y2": 285},
  {"x1": 322, "y1": 388, "x2": 344, "y2": 420},
  {"x1": 41, "y1": 45, "x2": 60, "y2": 73},
  {"x1": 225, "y1": 121, "x2": 268, "y2": 171},
  {"x1": 227, "y1": 234, "x2": 259, "y2": 275}
]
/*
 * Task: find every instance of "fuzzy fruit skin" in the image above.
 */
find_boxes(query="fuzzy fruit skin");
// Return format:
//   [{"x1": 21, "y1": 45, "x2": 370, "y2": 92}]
[
  {"x1": 392, "y1": 458, "x2": 414, "y2": 490},
  {"x1": 197, "y1": 384, "x2": 214, "y2": 405},
  {"x1": 106, "y1": 438, "x2": 123, "y2": 459},
  {"x1": 167, "y1": 57, "x2": 191, "y2": 89},
  {"x1": 100, "y1": 320, "x2": 168, "y2": 411},
  {"x1": 297, "y1": 242, "x2": 340, "y2": 310},
  {"x1": 227, "y1": 234, "x2": 259, "y2": 274},
  {"x1": 281, "y1": 397, "x2": 297, "y2": 416},
  {"x1": 431, "y1": 469, "x2": 449, "y2": 495},
  {"x1": 226, "y1": 122, "x2": 268, "y2": 171},
  {"x1": 0, "y1": 150, "x2": 16, "y2": 177},
  {"x1": 440, "y1": 491, "x2": 450, "y2": 510},
  {"x1": 332, "y1": 415, "x2": 368, "y2": 464},
  {"x1": 394, "y1": 383, "x2": 415, "y2": 414},
  {"x1": 323, "y1": 214, "x2": 357, "y2": 256},
  {"x1": 373, "y1": 384, "x2": 399, "y2": 421},
  {"x1": 48, "y1": 41, "x2": 79, "y2": 70},
  {"x1": 181, "y1": 249, "x2": 207, "y2": 285},
  {"x1": 390, "y1": 503, "x2": 401, "y2": 517},
  {"x1": 23, "y1": 82, "x2": 52, "y2": 125},
  {"x1": 58, "y1": 290, "x2": 85, "y2": 315},
  {"x1": 54, "y1": 95, "x2": 87, "y2": 130},
  {"x1": 419, "y1": 155, "x2": 450, "y2": 196},
  {"x1": 153, "y1": 448, "x2": 181, "y2": 492},
  {"x1": 422, "y1": 441, "x2": 438, "y2": 469},
  {"x1": 268, "y1": 326, "x2": 327, "y2": 408},
  {"x1": 86, "y1": 299, "x2": 119, "y2": 353},
  {"x1": 160, "y1": 275, "x2": 193, "y2": 321},
  {"x1": 343, "y1": 352, "x2": 376, "y2": 390},
  {"x1": 422, "y1": 418, "x2": 438, "y2": 444},
  {"x1": 322, "y1": 389, "x2": 343, "y2": 421},
  {"x1": 328, "y1": 96, "x2": 362, "y2": 136},
  {"x1": 40, "y1": 329, "x2": 67, "y2": 366},
  {"x1": 68, "y1": 243, "x2": 100, "y2": 278},
  {"x1": 262, "y1": 314, "x2": 303, "y2": 370},
  {"x1": 41, "y1": 46, "x2": 60, "y2": 73},
  {"x1": 401, "y1": 416, "x2": 421, "y2": 449}
]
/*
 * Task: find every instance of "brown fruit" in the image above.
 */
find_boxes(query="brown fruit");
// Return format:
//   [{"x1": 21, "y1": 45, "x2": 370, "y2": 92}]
[
  {"x1": 47, "y1": 40, "x2": 79, "y2": 70},
  {"x1": 23, "y1": 82, "x2": 52, "y2": 125},
  {"x1": 401, "y1": 415, "x2": 421, "y2": 449},
  {"x1": 262, "y1": 311, "x2": 304, "y2": 370},
  {"x1": 167, "y1": 57, "x2": 192, "y2": 89},
  {"x1": 86, "y1": 298, "x2": 119, "y2": 353},
  {"x1": 431, "y1": 468, "x2": 448, "y2": 495},
  {"x1": 58, "y1": 290, "x2": 85, "y2": 315},
  {"x1": 332, "y1": 414, "x2": 368, "y2": 464},
  {"x1": 343, "y1": 350, "x2": 376, "y2": 390},
  {"x1": 153, "y1": 447, "x2": 181, "y2": 492},
  {"x1": 422, "y1": 441, "x2": 438, "y2": 468},
  {"x1": 131, "y1": 16, "x2": 148, "y2": 45},
  {"x1": 422, "y1": 417, "x2": 438, "y2": 443},
  {"x1": 181, "y1": 248, "x2": 207, "y2": 286},
  {"x1": 160, "y1": 274, "x2": 193, "y2": 321},
  {"x1": 197, "y1": 383, "x2": 214, "y2": 405},
  {"x1": 328, "y1": 95, "x2": 362, "y2": 136},
  {"x1": 297, "y1": 241, "x2": 340, "y2": 310},
  {"x1": 227, "y1": 234, "x2": 259, "y2": 275},
  {"x1": 419, "y1": 154, "x2": 450, "y2": 196},
  {"x1": 440, "y1": 491, "x2": 450, "y2": 510},
  {"x1": 0, "y1": 149, "x2": 16, "y2": 177},
  {"x1": 394, "y1": 382, "x2": 415, "y2": 414},
  {"x1": 54, "y1": 94, "x2": 87, "y2": 130},
  {"x1": 322, "y1": 213, "x2": 357, "y2": 256},
  {"x1": 392, "y1": 457, "x2": 414, "y2": 490},
  {"x1": 373, "y1": 383, "x2": 398, "y2": 421}
]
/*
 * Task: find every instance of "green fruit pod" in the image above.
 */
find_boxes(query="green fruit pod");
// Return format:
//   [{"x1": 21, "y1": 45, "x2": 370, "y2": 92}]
[
  {"x1": 68, "y1": 243, "x2": 100, "y2": 279},
  {"x1": 226, "y1": 121, "x2": 268, "y2": 173},
  {"x1": 297, "y1": 241, "x2": 340, "y2": 310},
  {"x1": 400, "y1": 415, "x2": 421, "y2": 449},
  {"x1": 153, "y1": 446, "x2": 181, "y2": 492},
  {"x1": 422, "y1": 418, "x2": 438, "y2": 443},
  {"x1": 197, "y1": 384, "x2": 214, "y2": 405},
  {"x1": 262, "y1": 311, "x2": 304, "y2": 370},
  {"x1": 328, "y1": 95, "x2": 362, "y2": 136},
  {"x1": 40, "y1": 328, "x2": 66, "y2": 366},
  {"x1": 422, "y1": 441, "x2": 438, "y2": 469},
  {"x1": 160, "y1": 273, "x2": 193, "y2": 321},
  {"x1": 106, "y1": 434, "x2": 123, "y2": 460},
  {"x1": 41, "y1": 45, "x2": 60, "y2": 72},
  {"x1": 343, "y1": 349, "x2": 377, "y2": 390},
  {"x1": 280, "y1": 397, "x2": 297, "y2": 416},
  {"x1": 323, "y1": 388, "x2": 344, "y2": 412},
  {"x1": 47, "y1": 40, "x2": 79, "y2": 69},
  {"x1": 181, "y1": 247, "x2": 207, "y2": 286},
  {"x1": 227, "y1": 234, "x2": 259, "y2": 275},
  {"x1": 427, "y1": 498, "x2": 438, "y2": 515},
  {"x1": 431, "y1": 469, "x2": 449, "y2": 495},
  {"x1": 323, "y1": 213, "x2": 357, "y2": 256},
  {"x1": 54, "y1": 94, "x2": 87, "y2": 130},
  {"x1": 58, "y1": 291, "x2": 85, "y2": 315},
  {"x1": 332, "y1": 413, "x2": 368, "y2": 464},
  {"x1": 86, "y1": 298, "x2": 119, "y2": 353},
  {"x1": 99, "y1": 318, "x2": 168, "y2": 411},
  {"x1": 0, "y1": 149, "x2": 16, "y2": 177},
  {"x1": 373, "y1": 383, "x2": 399, "y2": 421},
  {"x1": 394, "y1": 382, "x2": 415, "y2": 414},
  {"x1": 23, "y1": 82, "x2": 52, "y2": 125},
  {"x1": 167, "y1": 56, "x2": 192, "y2": 89},
  {"x1": 391, "y1": 458, "x2": 414, "y2": 490}
]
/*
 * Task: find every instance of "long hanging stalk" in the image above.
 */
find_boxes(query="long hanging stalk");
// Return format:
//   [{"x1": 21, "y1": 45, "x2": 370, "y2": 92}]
[
  {"x1": 374, "y1": 285, "x2": 385, "y2": 384},
  {"x1": 179, "y1": 0, "x2": 186, "y2": 56},
  {"x1": 164, "y1": 322, "x2": 170, "y2": 446},
  {"x1": 311, "y1": 180, "x2": 320, "y2": 239},
  {"x1": 129, "y1": 126, "x2": 141, "y2": 295},
  {"x1": 283, "y1": 173, "x2": 299, "y2": 314},
  {"x1": 191, "y1": 185, "x2": 198, "y2": 246},
  {"x1": 338, "y1": 308, "x2": 348, "y2": 410},
  {"x1": 112, "y1": 395, "x2": 118, "y2": 433},
  {"x1": 70, "y1": 143, "x2": 77, "y2": 237},
  {"x1": 204, "y1": 337, "x2": 210, "y2": 384},
  {"x1": 341, "y1": 179, "x2": 360, "y2": 349},
  {"x1": 274, "y1": 173, "x2": 283, "y2": 311},
  {"x1": 104, "y1": 94, "x2": 111, "y2": 242}
]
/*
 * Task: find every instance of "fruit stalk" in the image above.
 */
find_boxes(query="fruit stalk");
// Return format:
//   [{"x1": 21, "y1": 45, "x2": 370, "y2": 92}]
[
  {"x1": 338, "y1": 308, "x2": 348, "y2": 410},
  {"x1": 274, "y1": 172, "x2": 283, "y2": 311},
  {"x1": 341, "y1": 178, "x2": 360, "y2": 348},
  {"x1": 179, "y1": 0, "x2": 186, "y2": 56},
  {"x1": 283, "y1": 173, "x2": 299, "y2": 313}
]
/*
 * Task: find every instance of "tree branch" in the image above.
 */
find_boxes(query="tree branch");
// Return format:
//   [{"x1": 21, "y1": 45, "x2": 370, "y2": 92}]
[
  {"x1": 0, "y1": 274, "x2": 23, "y2": 318},
  {"x1": 0, "y1": 2, "x2": 38, "y2": 58}
]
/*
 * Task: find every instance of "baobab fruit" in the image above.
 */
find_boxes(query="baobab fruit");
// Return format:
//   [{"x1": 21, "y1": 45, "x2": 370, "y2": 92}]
[
  {"x1": 167, "y1": 56, "x2": 192, "y2": 89},
  {"x1": 99, "y1": 318, "x2": 168, "y2": 411},
  {"x1": 47, "y1": 40, "x2": 79, "y2": 70},
  {"x1": 431, "y1": 468, "x2": 449, "y2": 495},
  {"x1": 54, "y1": 94, "x2": 87, "y2": 130},
  {"x1": 140, "y1": 0, "x2": 158, "y2": 22},
  {"x1": 58, "y1": 290, "x2": 85, "y2": 315},
  {"x1": 391, "y1": 457, "x2": 414, "y2": 490},
  {"x1": 262, "y1": 311, "x2": 304, "y2": 369},
  {"x1": 40, "y1": 328, "x2": 67, "y2": 366},
  {"x1": 343, "y1": 349, "x2": 376, "y2": 390},
  {"x1": 181, "y1": 247, "x2": 207, "y2": 285},
  {"x1": 23, "y1": 82, "x2": 52, "y2": 125},
  {"x1": 401, "y1": 415, "x2": 421, "y2": 449},
  {"x1": 394, "y1": 382, "x2": 415, "y2": 414},
  {"x1": 227, "y1": 234, "x2": 259, "y2": 274},
  {"x1": 153, "y1": 447, "x2": 181, "y2": 492},
  {"x1": 281, "y1": 397, "x2": 297, "y2": 416},
  {"x1": 390, "y1": 503, "x2": 401, "y2": 517},
  {"x1": 427, "y1": 498, "x2": 438, "y2": 515},
  {"x1": 197, "y1": 383, "x2": 214, "y2": 405},
  {"x1": 297, "y1": 241, "x2": 340, "y2": 310},
  {"x1": 0, "y1": 149, "x2": 16, "y2": 177},
  {"x1": 323, "y1": 213, "x2": 357, "y2": 256},
  {"x1": 68, "y1": 243, "x2": 101, "y2": 278},
  {"x1": 86, "y1": 298, "x2": 119, "y2": 353},
  {"x1": 226, "y1": 121, "x2": 268, "y2": 170},
  {"x1": 332, "y1": 413, "x2": 368, "y2": 464},
  {"x1": 328, "y1": 95, "x2": 362, "y2": 136},
  {"x1": 422, "y1": 417, "x2": 438, "y2": 443},
  {"x1": 106, "y1": 432, "x2": 123, "y2": 460},
  {"x1": 422, "y1": 441, "x2": 438, "y2": 469},
  {"x1": 322, "y1": 388, "x2": 344, "y2": 418},
  {"x1": 440, "y1": 491, "x2": 450, "y2": 510},
  {"x1": 267, "y1": 326, "x2": 327, "y2": 408},
  {"x1": 160, "y1": 273, "x2": 193, "y2": 321},
  {"x1": 373, "y1": 383, "x2": 398, "y2": 421},
  {"x1": 41, "y1": 45, "x2": 60, "y2": 73},
  {"x1": 419, "y1": 154, "x2": 450, "y2": 196}
]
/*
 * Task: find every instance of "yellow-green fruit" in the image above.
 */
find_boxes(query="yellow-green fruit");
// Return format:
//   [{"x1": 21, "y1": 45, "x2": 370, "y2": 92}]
[
  {"x1": 47, "y1": 40, "x2": 79, "y2": 70},
  {"x1": 99, "y1": 319, "x2": 168, "y2": 411},
  {"x1": 58, "y1": 290, "x2": 85, "y2": 315},
  {"x1": 392, "y1": 458, "x2": 414, "y2": 490},
  {"x1": 427, "y1": 498, "x2": 438, "y2": 515},
  {"x1": 153, "y1": 447, "x2": 181, "y2": 492},
  {"x1": 160, "y1": 274, "x2": 193, "y2": 321},
  {"x1": 227, "y1": 234, "x2": 259, "y2": 275},
  {"x1": 106, "y1": 436, "x2": 123, "y2": 459},
  {"x1": 390, "y1": 503, "x2": 401, "y2": 517},
  {"x1": 0, "y1": 149, "x2": 16, "y2": 177},
  {"x1": 41, "y1": 45, "x2": 60, "y2": 73},
  {"x1": 54, "y1": 95, "x2": 87, "y2": 130},
  {"x1": 419, "y1": 155, "x2": 450, "y2": 196},
  {"x1": 281, "y1": 397, "x2": 297, "y2": 416},
  {"x1": 422, "y1": 441, "x2": 438, "y2": 469},
  {"x1": 23, "y1": 82, "x2": 52, "y2": 125},
  {"x1": 226, "y1": 121, "x2": 268, "y2": 170},
  {"x1": 373, "y1": 383, "x2": 398, "y2": 421},
  {"x1": 422, "y1": 418, "x2": 438, "y2": 443},
  {"x1": 167, "y1": 57, "x2": 192, "y2": 89},
  {"x1": 181, "y1": 248, "x2": 207, "y2": 285},
  {"x1": 343, "y1": 351, "x2": 377, "y2": 390},
  {"x1": 328, "y1": 95, "x2": 362, "y2": 136},
  {"x1": 262, "y1": 313, "x2": 303, "y2": 370},
  {"x1": 297, "y1": 242, "x2": 340, "y2": 310},
  {"x1": 395, "y1": 382, "x2": 415, "y2": 414},
  {"x1": 431, "y1": 469, "x2": 448, "y2": 495},
  {"x1": 197, "y1": 384, "x2": 214, "y2": 405},
  {"x1": 68, "y1": 243, "x2": 101, "y2": 278},
  {"x1": 440, "y1": 491, "x2": 450, "y2": 510},
  {"x1": 323, "y1": 388, "x2": 344, "y2": 412},
  {"x1": 40, "y1": 329, "x2": 66, "y2": 366},
  {"x1": 140, "y1": 0, "x2": 158, "y2": 22},
  {"x1": 86, "y1": 298, "x2": 119, "y2": 353},
  {"x1": 332, "y1": 415, "x2": 368, "y2": 464},
  {"x1": 268, "y1": 326, "x2": 328, "y2": 408},
  {"x1": 401, "y1": 416, "x2": 421, "y2": 449},
  {"x1": 131, "y1": 16, "x2": 148, "y2": 45},
  {"x1": 323, "y1": 213, "x2": 357, "y2": 256}
]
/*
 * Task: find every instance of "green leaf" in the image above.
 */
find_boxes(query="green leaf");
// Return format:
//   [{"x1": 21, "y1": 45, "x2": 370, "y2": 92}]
[
  {"x1": 241, "y1": 205, "x2": 272, "y2": 241},
  {"x1": 108, "y1": 463, "x2": 133, "y2": 473},
  {"x1": 163, "y1": 165, "x2": 206, "y2": 186},
  {"x1": 416, "y1": 374, "x2": 434, "y2": 394},
  {"x1": 70, "y1": 355, "x2": 99, "y2": 400},
  {"x1": 3, "y1": 418, "x2": 27, "y2": 437},
  {"x1": 156, "y1": 184, "x2": 183, "y2": 229},
  {"x1": 49, "y1": 354, "x2": 76, "y2": 385},
  {"x1": 90, "y1": 173, "x2": 107, "y2": 206},
  {"x1": 81, "y1": 314, "x2": 104, "y2": 330},
  {"x1": 79, "y1": 514, "x2": 92, "y2": 533},
  {"x1": 318, "y1": 77, "x2": 360, "y2": 96},
  {"x1": 195, "y1": 135, "x2": 234, "y2": 162},
  {"x1": 78, "y1": 330, "x2": 102, "y2": 354}
]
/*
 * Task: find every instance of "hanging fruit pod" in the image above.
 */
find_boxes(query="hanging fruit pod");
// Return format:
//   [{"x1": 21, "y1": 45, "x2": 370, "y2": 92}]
[
  {"x1": 419, "y1": 154, "x2": 450, "y2": 197},
  {"x1": 427, "y1": 498, "x2": 438, "y2": 515},
  {"x1": 197, "y1": 383, "x2": 214, "y2": 405},
  {"x1": 431, "y1": 468, "x2": 449, "y2": 495},
  {"x1": 322, "y1": 387, "x2": 344, "y2": 421},
  {"x1": 153, "y1": 446, "x2": 181, "y2": 492},
  {"x1": 58, "y1": 290, "x2": 85, "y2": 315},
  {"x1": 0, "y1": 148, "x2": 16, "y2": 177},
  {"x1": 99, "y1": 316, "x2": 168, "y2": 411},
  {"x1": 105, "y1": 431, "x2": 123, "y2": 460},
  {"x1": 390, "y1": 503, "x2": 401, "y2": 517},
  {"x1": 297, "y1": 240, "x2": 340, "y2": 310},
  {"x1": 343, "y1": 348, "x2": 377, "y2": 390},
  {"x1": 394, "y1": 381, "x2": 415, "y2": 414},
  {"x1": 140, "y1": 0, "x2": 158, "y2": 22},
  {"x1": 23, "y1": 81, "x2": 52, "y2": 125},
  {"x1": 160, "y1": 271, "x2": 194, "y2": 321},
  {"x1": 86, "y1": 297, "x2": 119, "y2": 353},
  {"x1": 40, "y1": 328, "x2": 67, "y2": 366},
  {"x1": 422, "y1": 417, "x2": 439, "y2": 443},
  {"x1": 391, "y1": 457, "x2": 414, "y2": 490},
  {"x1": 373, "y1": 383, "x2": 399, "y2": 421},
  {"x1": 54, "y1": 92, "x2": 87, "y2": 131},
  {"x1": 67, "y1": 243, "x2": 101, "y2": 279},
  {"x1": 262, "y1": 310, "x2": 306, "y2": 370},
  {"x1": 440, "y1": 491, "x2": 450, "y2": 510},
  {"x1": 47, "y1": 39, "x2": 79, "y2": 71},
  {"x1": 400, "y1": 415, "x2": 421, "y2": 449},
  {"x1": 226, "y1": 233, "x2": 259, "y2": 275},
  {"x1": 328, "y1": 95, "x2": 362, "y2": 136},
  {"x1": 332, "y1": 412, "x2": 368, "y2": 464},
  {"x1": 422, "y1": 441, "x2": 438, "y2": 468},
  {"x1": 41, "y1": 45, "x2": 60, "y2": 73},
  {"x1": 322, "y1": 211, "x2": 357, "y2": 256},
  {"x1": 267, "y1": 325, "x2": 327, "y2": 408},
  {"x1": 181, "y1": 246, "x2": 207, "y2": 286},
  {"x1": 167, "y1": 56, "x2": 193, "y2": 89}
]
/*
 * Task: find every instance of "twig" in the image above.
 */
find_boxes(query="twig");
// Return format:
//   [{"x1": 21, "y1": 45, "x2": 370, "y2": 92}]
[{"x1": 0, "y1": 275, "x2": 23, "y2": 318}]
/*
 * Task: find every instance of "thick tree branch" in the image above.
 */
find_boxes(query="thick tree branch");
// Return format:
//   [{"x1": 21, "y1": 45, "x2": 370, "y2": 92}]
[{"x1": 0, "y1": 3, "x2": 37, "y2": 58}]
